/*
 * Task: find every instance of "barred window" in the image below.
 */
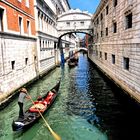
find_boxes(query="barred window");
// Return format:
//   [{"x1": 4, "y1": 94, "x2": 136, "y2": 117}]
[
  {"x1": 101, "y1": 13, "x2": 103, "y2": 21},
  {"x1": 101, "y1": 31, "x2": 103, "y2": 37},
  {"x1": 106, "y1": 27, "x2": 108, "y2": 36},
  {"x1": 105, "y1": 53, "x2": 107, "y2": 60},
  {"x1": 113, "y1": 22, "x2": 117, "y2": 33},
  {"x1": 11, "y1": 61, "x2": 15, "y2": 70},
  {"x1": 25, "y1": 58, "x2": 28, "y2": 65},
  {"x1": 66, "y1": 22, "x2": 70, "y2": 26},
  {"x1": 112, "y1": 54, "x2": 115, "y2": 64},
  {"x1": 80, "y1": 21, "x2": 84, "y2": 26},
  {"x1": 125, "y1": 13, "x2": 132, "y2": 29},
  {"x1": 123, "y1": 57, "x2": 129, "y2": 70},
  {"x1": 106, "y1": 5, "x2": 109, "y2": 15}
]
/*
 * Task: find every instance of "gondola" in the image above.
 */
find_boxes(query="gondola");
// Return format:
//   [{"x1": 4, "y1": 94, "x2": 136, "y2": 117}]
[
  {"x1": 12, "y1": 80, "x2": 60, "y2": 132},
  {"x1": 68, "y1": 61, "x2": 77, "y2": 67},
  {"x1": 67, "y1": 57, "x2": 78, "y2": 68}
]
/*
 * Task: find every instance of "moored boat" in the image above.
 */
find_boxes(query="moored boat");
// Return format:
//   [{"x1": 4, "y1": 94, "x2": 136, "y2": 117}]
[
  {"x1": 67, "y1": 56, "x2": 78, "y2": 68},
  {"x1": 12, "y1": 80, "x2": 60, "y2": 131},
  {"x1": 68, "y1": 61, "x2": 77, "y2": 67}
]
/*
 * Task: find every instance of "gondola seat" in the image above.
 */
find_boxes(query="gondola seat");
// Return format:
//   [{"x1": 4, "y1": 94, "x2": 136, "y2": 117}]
[{"x1": 29, "y1": 103, "x2": 47, "y2": 113}]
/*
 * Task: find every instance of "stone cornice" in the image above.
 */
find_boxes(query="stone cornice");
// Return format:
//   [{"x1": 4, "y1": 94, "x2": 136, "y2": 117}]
[
  {"x1": 38, "y1": 31, "x2": 58, "y2": 41},
  {"x1": 93, "y1": 0, "x2": 108, "y2": 20},
  {"x1": 36, "y1": 0, "x2": 56, "y2": 18},
  {"x1": 0, "y1": 32, "x2": 36, "y2": 40},
  {"x1": 36, "y1": 6, "x2": 56, "y2": 22},
  {"x1": 58, "y1": 9, "x2": 92, "y2": 18}
]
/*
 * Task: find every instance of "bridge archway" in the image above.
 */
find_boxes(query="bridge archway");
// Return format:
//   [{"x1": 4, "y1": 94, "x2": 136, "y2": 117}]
[
  {"x1": 56, "y1": 9, "x2": 93, "y2": 65},
  {"x1": 57, "y1": 31, "x2": 93, "y2": 65}
]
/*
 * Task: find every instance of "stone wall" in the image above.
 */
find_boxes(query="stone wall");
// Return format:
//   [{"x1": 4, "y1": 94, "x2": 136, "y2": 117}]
[
  {"x1": 90, "y1": 0, "x2": 140, "y2": 103},
  {"x1": 0, "y1": 33, "x2": 37, "y2": 100}
]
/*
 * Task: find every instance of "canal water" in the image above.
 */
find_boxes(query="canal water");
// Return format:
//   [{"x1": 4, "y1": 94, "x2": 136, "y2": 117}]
[{"x1": 0, "y1": 53, "x2": 140, "y2": 140}]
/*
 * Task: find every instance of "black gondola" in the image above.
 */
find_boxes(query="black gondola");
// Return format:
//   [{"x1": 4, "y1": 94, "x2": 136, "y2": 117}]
[
  {"x1": 68, "y1": 61, "x2": 77, "y2": 67},
  {"x1": 12, "y1": 80, "x2": 60, "y2": 131},
  {"x1": 67, "y1": 57, "x2": 78, "y2": 68}
]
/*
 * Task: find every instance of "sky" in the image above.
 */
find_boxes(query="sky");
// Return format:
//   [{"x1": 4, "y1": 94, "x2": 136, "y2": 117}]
[{"x1": 69, "y1": 0, "x2": 100, "y2": 14}]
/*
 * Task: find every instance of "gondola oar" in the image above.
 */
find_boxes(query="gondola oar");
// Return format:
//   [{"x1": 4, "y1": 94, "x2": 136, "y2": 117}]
[{"x1": 27, "y1": 93, "x2": 61, "y2": 140}]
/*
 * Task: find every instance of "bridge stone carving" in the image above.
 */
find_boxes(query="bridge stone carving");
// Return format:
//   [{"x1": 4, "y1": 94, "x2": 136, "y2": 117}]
[{"x1": 57, "y1": 9, "x2": 92, "y2": 35}]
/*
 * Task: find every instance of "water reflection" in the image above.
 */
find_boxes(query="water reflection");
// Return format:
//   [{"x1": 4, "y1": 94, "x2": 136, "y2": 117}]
[{"x1": 0, "y1": 53, "x2": 108, "y2": 140}]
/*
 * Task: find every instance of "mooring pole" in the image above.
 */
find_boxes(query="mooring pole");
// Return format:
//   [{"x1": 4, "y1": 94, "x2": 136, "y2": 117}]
[{"x1": 57, "y1": 37, "x2": 65, "y2": 66}]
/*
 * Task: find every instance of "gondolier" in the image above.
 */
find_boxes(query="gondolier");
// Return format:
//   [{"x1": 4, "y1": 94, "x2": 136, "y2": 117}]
[
  {"x1": 12, "y1": 80, "x2": 60, "y2": 131},
  {"x1": 18, "y1": 87, "x2": 30, "y2": 119}
]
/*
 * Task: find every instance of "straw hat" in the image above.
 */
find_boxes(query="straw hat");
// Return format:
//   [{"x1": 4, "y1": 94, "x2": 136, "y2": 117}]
[{"x1": 20, "y1": 88, "x2": 27, "y2": 93}]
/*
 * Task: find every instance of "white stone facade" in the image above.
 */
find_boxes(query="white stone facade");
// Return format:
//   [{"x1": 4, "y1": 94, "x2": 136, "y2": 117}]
[
  {"x1": 57, "y1": 9, "x2": 92, "y2": 34},
  {"x1": 89, "y1": 0, "x2": 140, "y2": 102},
  {"x1": 0, "y1": 0, "x2": 77, "y2": 102},
  {"x1": 34, "y1": 0, "x2": 76, "y2": 74},
  {"x1": 0, "y1": 0, "x2": 37, "y2": 100},
  {"x1": 0, "y1": 34, "x2": 37, "y2": 98}
]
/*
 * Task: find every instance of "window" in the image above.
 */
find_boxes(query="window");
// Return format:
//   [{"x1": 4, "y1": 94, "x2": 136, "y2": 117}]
[
  {"x1": 113, "y1": 22, "x2": 117, "y2": 33},
  {"x1": 105, "y1": 53, "x2": 107, "y2": 60},
  {"x1": 34, "y1": 56, "x2": 36, "y2": 61},
  {"x1": 113, "y1": 0, "x2": 117, "y2": 7},
  {"x1": 54, "y1": 42, "x2": 57, "y2": 49},
  {"x1": 106, "y1": 27, "x2": 108, "y2": 36},
  {"x1": 106, "y1": 5, "x2": 109, "y2": 15},
  {"x1": 101, "y1": 31, "x2": 103, "y2": 37},
  {"x1": 101, "y1": 13, "x2": 103, "y2": 21},
  {"x1": 27, "y1": 20, "x2": 30, "y2": 35},
  {"x1": 43, "y1": 40, "x2": 45, "y2": 48},
  {"x1": 40, "y1": 39, "x2": 42, "y2": 50},
  {"x1": 25, "y1": 58, "x2": 28, "y2": 65},
  {"x1": 97, "y1": 18, "x2": 99, "y2": 24},
  {"x1": 80, "y1": 21, "x2": 84, "y2": 26},
  {"x1": 66, "y1": 22, "x2": 70, "y2": 26},
  {"x1": 123, "y1": 57, "x2": 129, "y2": 70},
  {"x1": 19, "y1": 17, "x2": 23, "y2": 34},
  {"x1": 11, "y1": 61, "x2": 15, "y2": 70},
  {"x1": 26, "y1": 0, "x2": 29, "y2": 7},
  {"x1": 125, "y1": 13, "x2": 132, "y2": 29},
  {"x1": 0, "y1": 8, "x2": 4, "y2": 31},
  {"x1": 112, "y1": 54, "x2": 115, "y2": 64}
]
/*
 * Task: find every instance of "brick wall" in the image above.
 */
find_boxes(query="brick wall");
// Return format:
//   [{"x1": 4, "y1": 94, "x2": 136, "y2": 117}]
[{"x1": 0, "y1": 0, "x2": 35, "y2": 35}]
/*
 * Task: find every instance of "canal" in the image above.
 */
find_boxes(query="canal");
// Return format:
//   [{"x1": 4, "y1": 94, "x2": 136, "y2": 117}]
[{"x1": 0, "y1": 53, "x2": 140, "y2": 140}]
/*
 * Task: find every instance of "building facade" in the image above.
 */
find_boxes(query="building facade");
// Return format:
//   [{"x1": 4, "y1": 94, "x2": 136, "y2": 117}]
[
  {"x1": 89, "y1": 0, "x2": 140, "y2": 102},
  {"x1": 0, "y1": 0, "x2": 78, "y2": 102},
  {"x1": 0, "y1": 0, "x2": 36, "y2": 100},
  {"x1": 34, "y1": 0, "x2": 74, "y2": 74}
]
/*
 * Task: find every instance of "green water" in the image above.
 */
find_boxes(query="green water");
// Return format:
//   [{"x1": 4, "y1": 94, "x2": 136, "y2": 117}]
[{"x1": 0, "y1": 54, "x2": 108, "y2": 140}]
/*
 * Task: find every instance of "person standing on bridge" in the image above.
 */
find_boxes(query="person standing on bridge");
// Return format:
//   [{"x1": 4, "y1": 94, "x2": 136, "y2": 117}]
[{"x1": 18, "y1": 87, "x2": 30, "y2": 119}]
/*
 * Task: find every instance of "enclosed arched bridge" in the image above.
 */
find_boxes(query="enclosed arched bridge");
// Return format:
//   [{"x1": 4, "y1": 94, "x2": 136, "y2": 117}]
[
  {"x1": 56, "y1": 9, "x2": 93, "y2": 64},
  {"x1": 57, "y1": 9, "x2": 93, "y2": 36}
]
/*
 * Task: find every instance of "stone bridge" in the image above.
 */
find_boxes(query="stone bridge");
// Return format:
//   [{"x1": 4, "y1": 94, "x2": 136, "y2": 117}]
[
  {"x1": 57, "y1": 9, "x2": 93, "y2": 36},
  {"x1": 56, "y1": 9, "x2": 92, "y2": 64}
]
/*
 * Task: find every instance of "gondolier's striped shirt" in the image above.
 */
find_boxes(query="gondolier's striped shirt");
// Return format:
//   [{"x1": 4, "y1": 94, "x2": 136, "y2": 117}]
[{"x1": 18, "y1": 92, "x2": 26, "y2": 103}]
